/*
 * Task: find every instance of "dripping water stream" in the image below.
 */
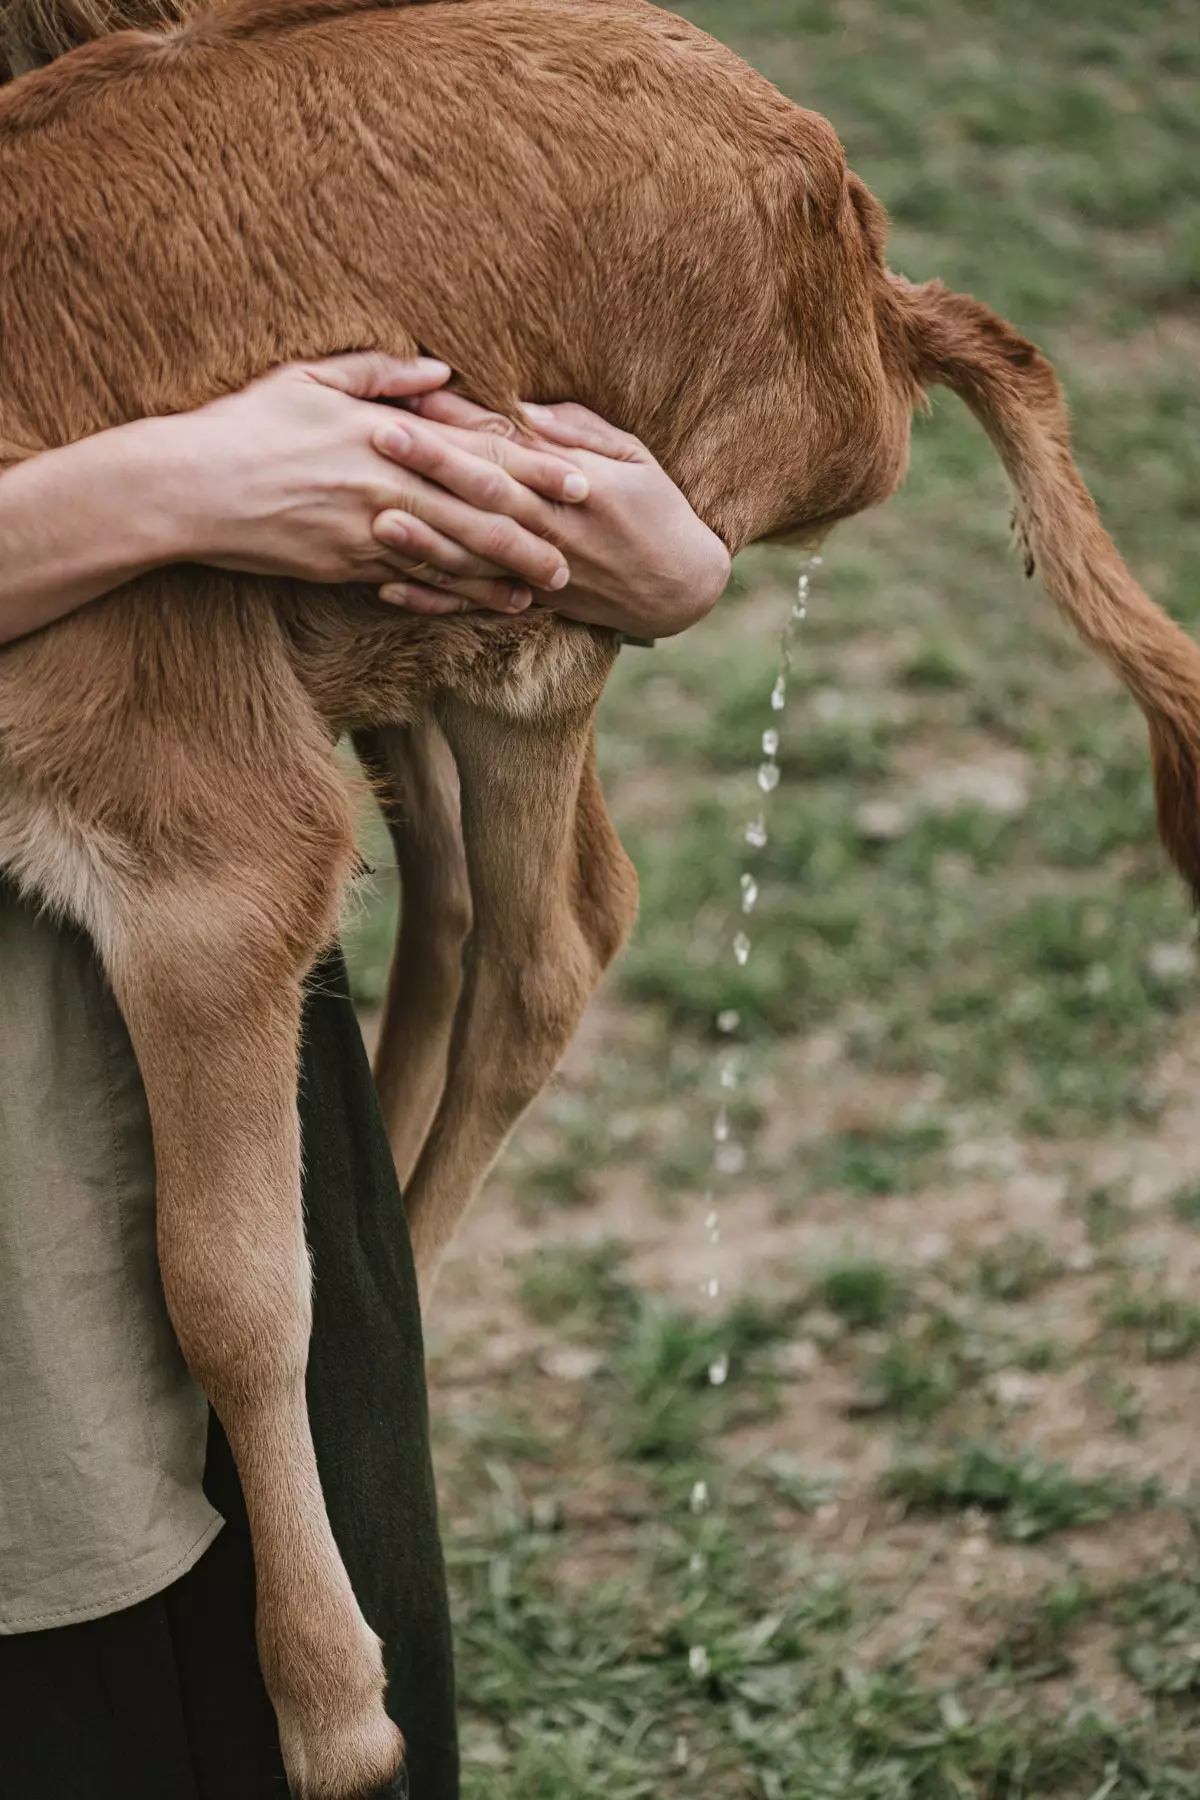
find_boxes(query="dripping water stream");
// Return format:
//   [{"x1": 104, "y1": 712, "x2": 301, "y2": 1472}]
[{"x1": 679, "y1": 552, "x2": 819, "y2": 1734}]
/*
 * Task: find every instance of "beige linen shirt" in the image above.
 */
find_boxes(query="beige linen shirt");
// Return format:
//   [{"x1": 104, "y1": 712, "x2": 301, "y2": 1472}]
[{"x1": 0, "y1": 884, "x2": 220, "y2": 1632}]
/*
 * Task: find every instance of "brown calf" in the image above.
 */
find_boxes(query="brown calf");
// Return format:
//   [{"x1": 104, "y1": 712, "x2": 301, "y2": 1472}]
[{"x1": 2, "y1": 0, "x2": 1197, "y2": 1791}]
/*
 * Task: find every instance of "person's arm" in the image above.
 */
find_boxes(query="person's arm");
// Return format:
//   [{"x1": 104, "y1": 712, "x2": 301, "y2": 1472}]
[
  {"x1": 1, "y1": 354, "x2": 730, "y2": 647},
  {"x1": 0, "y1": 354, "x2": 583, "y2": 645},
  {"x1": 0, "y1": 423, "x2": 199, "y2": 639}
]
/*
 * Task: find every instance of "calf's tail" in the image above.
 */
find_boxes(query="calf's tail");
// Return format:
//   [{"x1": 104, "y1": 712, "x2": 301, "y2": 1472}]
[{"x1": 893, "y1": 275, "x2": 1200, "y2": 902}]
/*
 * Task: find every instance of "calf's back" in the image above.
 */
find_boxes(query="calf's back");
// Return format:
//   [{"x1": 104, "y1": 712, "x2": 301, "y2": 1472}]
[{"x1": 0, "y1": 0, "x2": 906, "y2": 537}]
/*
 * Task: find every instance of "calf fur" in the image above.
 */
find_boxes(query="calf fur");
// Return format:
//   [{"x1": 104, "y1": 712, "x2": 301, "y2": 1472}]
[{"x1": 3, "y1": 0, "x2": 1197, "y2": 1792}]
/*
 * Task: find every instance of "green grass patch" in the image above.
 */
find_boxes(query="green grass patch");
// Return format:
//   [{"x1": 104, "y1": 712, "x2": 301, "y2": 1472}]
[
  {"x1": 1107, "y1": 1286, "x2": 1200, "y2": 1362},
  {"x1": 1169, "y1": 1183, "x2": 1200, "y2": 1228},
  {"x1": 614, "y1": 1294, "x2": 791, "y2": 1464},
  {"x1": 851, "y1": 1307, "x2": 995, "y2": 1422},
  {"x1": 818, "y1": 1260, "x2": 908, "y2": 1330},
  {"x1": 976, "y1": 1234, "x2": 1062, "y2": 1303},
  {"x1": 988, "y1": 1577, "x2": 1101, "y2": 1679},
  {"x1": 440, "y1": 1410, "x2": 1197, "y2": 1800},
  {"x1": 1118, "y1": 1567, "x2": 1200, "y2": 1699},
  {"x1": 449, "y1": 1523, "x2": 1181, "y2": 1800},
  {"x1": 853, "y1": 1334, "x2": 963, "y2": 1423},
  {"x1": 812, "y1": 1122, "x2": 947, "y2": 1198},
  {"x1": 882, "y1": 1441, "x2": 1160, "y2": 1541},
  {"x1": 518, "y1": 1242, "x2": 634, "y2": 1333},
  {"x1": 1080, "y1": 1181, "x2": 1135, "y2": 1248}
]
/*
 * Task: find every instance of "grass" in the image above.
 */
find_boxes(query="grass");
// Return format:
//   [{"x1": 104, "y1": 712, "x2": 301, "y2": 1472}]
[
  {"x1": 430, "y1": 1267, "x2": 1196, "y2": 1796},
  {"x1": 852, "y1": 1309, "x2": 980, "y2": 1422},
  {"x1": 613, "y1": 1294, "x2": 791, "y2": 1464},
  {"x1": 341, "y1": 0, "x2": 1200, "y2": 1789},
  {"x1": 1081, "y1": 1182, "x2": 1135, "y2": 1248},
  {"x1": 818, "y1": 1259, "x2": 908, "y2": 1330},
  {"x1": 447, "y1": 1541, "x2": 1190, "y2": 1800},
  {"x1": 517, "y1": 1241, "x2": 634, "y2": 1331},
  {"x1": 811, "y1": 1122, "x2": 948, "y2": 1199},
  {"x1": 987, "y1": 1577, "x2": 1101, "y2": 1679},
  {"x1": 881, "y1": 1442, "x2": 1161, "y2": 1543},
  {"x1": 1168, "y1": 1183, "x2": 1200, "y2": 1228},
  {"x1": 1118, "y1": 1567, "x2": 1200, "y2": 1699},
  {"x1": 1106, "y1": 1286, "x2": 1200, "y2": 1363},
  {"x1": 975, "y1": 1235, "x2": 1062, "y2": 1303},
  {"x1": 433, "y1": 1338, "x2": 1191, "y2": 1797}
]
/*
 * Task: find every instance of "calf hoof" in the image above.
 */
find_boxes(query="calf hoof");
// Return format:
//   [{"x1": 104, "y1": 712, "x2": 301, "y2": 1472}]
[{"x1": 278, "y1": 1702, "x2": 405, "y2": 1800}]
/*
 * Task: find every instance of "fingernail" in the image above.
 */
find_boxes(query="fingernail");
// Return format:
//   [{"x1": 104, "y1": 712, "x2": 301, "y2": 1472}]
[
  {"x1": 563, "y1": 473, "x2": 589, "y2": 501},
  {"x1": 377, "y1": 515, "x2": 408, "y2": 547},
  {"x1": 523, "y1": 403, "x2": 553, "y2": 422},
  {"x1": 380, "y1": 425, "x2": 413, "y2": 455},
  {"x1": 378, "y1": 584, "x2": 410, "y2": 606},
  {"x1": 414, "y1": 358, "x2": 451, "y2": 377},
  {"x1": 550, "y1": 565, "x2": 570, "y2": 591},
  {"x1": 508, "y1": 587, "x2": 532, "y2": 611}
]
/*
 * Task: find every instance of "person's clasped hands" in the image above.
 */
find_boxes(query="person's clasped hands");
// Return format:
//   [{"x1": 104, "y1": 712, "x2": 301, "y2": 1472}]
[{"x1": 175, "y1": 353, "x2": 730, "y2": 641}]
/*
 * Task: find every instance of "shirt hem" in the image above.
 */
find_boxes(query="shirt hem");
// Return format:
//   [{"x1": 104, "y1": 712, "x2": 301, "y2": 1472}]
[{"x1": 0, "y1": 1512, "x2": 225, "y2": 1635}]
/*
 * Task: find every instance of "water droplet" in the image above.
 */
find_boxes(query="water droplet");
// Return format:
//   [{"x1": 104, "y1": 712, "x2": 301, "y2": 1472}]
[
  {"x1": 684, "y1": 552, "x2": 817, "y2": 1662},
  {"x1": 715, "y1": 1141, "x2": 746, "y2": 1176}
]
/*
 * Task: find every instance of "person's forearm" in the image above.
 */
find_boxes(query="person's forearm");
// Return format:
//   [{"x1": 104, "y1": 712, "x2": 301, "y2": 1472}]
[
  {"x1": 0, "y1": 420, "x2": 188, "y2": 644},
  {"x1": 0, "y1": 353, "x2": 578, "y2": 644}
]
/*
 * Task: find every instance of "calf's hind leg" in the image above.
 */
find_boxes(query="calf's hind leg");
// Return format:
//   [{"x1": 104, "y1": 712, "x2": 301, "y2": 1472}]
[
  {"x1": 402, "y1": 710, "x2": 638, "y2": 1298},
  {"x1": 104, "y1": 846, "x2": 403, "y2": 1800},
  {"x1": 354, "y1": 720, "x2": 472, "y2": 1191}
]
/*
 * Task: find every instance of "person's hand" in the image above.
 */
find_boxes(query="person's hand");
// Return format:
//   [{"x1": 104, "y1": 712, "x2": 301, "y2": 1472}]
[
  {"x1": 375, "y1": 394, "x2": 731, "y2": 638},
  {"x1": 167, "y1": 354, "x2": 589, "y2": 609}
]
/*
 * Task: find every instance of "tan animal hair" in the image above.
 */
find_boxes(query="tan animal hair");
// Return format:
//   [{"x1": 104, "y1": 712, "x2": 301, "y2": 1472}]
[
  {"x1": 3, "y1": 0, "x2": 1195, "y2": 1791},
  {"x1": 0, "y1": 0, "x2": 184, "y2": 72},
  {"x1": 890, "y1": 276, "x2": 1200, "y2": 899}
]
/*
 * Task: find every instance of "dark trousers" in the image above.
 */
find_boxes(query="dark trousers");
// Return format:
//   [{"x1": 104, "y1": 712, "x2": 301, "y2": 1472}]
[{"x1": 0, "y1": 953, "x2": 459, "y2": 1800}]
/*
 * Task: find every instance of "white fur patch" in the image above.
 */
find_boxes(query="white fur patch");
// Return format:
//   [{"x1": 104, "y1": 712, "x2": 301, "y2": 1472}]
[
  {"x1": 483, "y1": 627, "x2": 612, "y2": 722},
  {"x1": 0, "y1": 781, "x2": 134, "y2": 963}
]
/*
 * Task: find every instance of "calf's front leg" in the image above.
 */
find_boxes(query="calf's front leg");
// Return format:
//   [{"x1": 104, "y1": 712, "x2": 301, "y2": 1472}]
[{"x1": 107, "y1": 877, "x2": 403, "y2": 1800}]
